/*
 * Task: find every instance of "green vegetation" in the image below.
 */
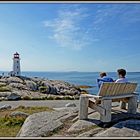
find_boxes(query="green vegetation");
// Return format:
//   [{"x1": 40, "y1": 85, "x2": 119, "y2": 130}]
[
  {"x1": 0, "y1": 106, "x2": 53, "y2": 137},
  {"x1": 39, "y1": 86, "x2": 49, "y2": 93},
  {"x1": 80, "y1": 91, "x2": 89, "y2": 94},
  {"x1": 15, "y1": 106, "x2": 53, "y2": 114},
  {"x1": 46, "y1": 95, "x2": 55, "y2": 100},
  {"x1": 63, "y1": 96, "x2": 75, "y2": 100},
  {"x1": 0, "y1": 83, "x2": 6, "y2": 87},
  {"x1": 0, "y1": 86, "x2": 11, "y2": 92},
  {"x1": 0, "y1": 116, "x2": 25, "y2": 126},
  {"x1": 0, "y1": 125, "x2": 21, "y2": 137},
  {"x1": 21, "y1": 96, "x2": 32, "y2": 100}
]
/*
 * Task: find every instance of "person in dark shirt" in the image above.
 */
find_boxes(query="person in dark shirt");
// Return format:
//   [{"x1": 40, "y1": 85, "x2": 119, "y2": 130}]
[{"x1": 97, "y1": 72, "x2": 114, "y2": 88}]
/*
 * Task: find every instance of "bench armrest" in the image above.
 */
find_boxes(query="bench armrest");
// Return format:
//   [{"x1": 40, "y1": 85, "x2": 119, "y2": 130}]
[
  {"x1": 81, "y1": 94, "x2": 102, "y2": 99},
  {"x1": 133, "y1": 92, "x2": 139, "y2": 95}
]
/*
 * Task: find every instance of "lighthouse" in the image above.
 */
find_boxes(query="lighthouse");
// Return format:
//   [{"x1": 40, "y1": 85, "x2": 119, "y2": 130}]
[{"x1": 12, "y1": 52, "x2": 21, "y2": 76}]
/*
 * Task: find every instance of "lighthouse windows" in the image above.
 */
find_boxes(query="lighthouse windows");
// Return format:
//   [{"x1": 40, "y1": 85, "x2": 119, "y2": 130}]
[{"x1": 17, "y1": 66, "x2": 18, "y2": 69}]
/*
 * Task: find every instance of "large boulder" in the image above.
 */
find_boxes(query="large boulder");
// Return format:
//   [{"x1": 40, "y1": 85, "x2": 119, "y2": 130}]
[
  {"x1": 78, "y1": 127, "x2": 104, "y2": 137},
  {"x1": 41, "y1": 80, "x2": 80, "y2": 96},
  {"x1": 95, "y1": 119, "x2": 140, "y2": 137},
  {"x1": 10, "y1": 111, "x2": 29, "y2": 118},
  {"x1": 0, "y1": 104, "x2": 12, "y2": 111},
  {"x1": 49, "y1": 86, "x2": 57, "y2": 94},
  {"x1": 0, "y1": 92, "x2": 11, "y2": 97},
  {"x1": 65, "y1": 103, "x2": 77, "y2": 107},
  {"x1": 40, "y1": 81, "x2": 58, "y2": 94},
  {"x1": 0, "y1": 78, "x2": 8, "y2": 83},
  {"x1": 67, "y1": 119, "x2": 100, "y2": 134},
  {"x1": 25, "y1": 80, "x2": 38, "y2": 91},
  {"x1": 9, "y1": 83, "x2": 27, "y2": 90},
  {"x1": 17, "y1": 107, "x2": 78, "y2": 137},
  {"x1": 7, "y1": 77, "x2": 23, "y2": 84},
  {"x1": 7, "y1": 92, "x2": 21, "y2": 100}
]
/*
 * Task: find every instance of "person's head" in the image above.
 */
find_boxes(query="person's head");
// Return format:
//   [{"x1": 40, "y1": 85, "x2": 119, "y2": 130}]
[
  {"x1": 100, "y1": 72, "x2": 107, "y2": 78},
  {"x1": 117, "y1": 69, "x2": 126, "y2": 78}
]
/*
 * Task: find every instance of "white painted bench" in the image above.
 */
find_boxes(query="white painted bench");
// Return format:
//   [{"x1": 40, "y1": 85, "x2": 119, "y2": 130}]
[{"x1": 79, "y1": 82, "x2": 138, "y2": 123}]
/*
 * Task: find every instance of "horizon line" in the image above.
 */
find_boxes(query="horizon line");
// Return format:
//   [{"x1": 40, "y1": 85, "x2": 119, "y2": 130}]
[{"x1": 0, "y1": 70, "x2": 140, "y2": 73}]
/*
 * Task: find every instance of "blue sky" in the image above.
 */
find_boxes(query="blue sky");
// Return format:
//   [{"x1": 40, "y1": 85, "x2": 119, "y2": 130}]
[{"x1": 0, "y1": 3, "x2": 140, "y2": 72}]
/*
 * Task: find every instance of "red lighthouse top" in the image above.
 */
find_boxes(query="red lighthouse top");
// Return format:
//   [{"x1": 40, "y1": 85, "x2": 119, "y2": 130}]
[{"x1": 14, "y1": 52, "x2": 20, "y2": 59}]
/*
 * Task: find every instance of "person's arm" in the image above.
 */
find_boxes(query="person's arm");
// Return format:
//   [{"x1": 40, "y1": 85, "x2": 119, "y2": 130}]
[
  {"x1": 97, "y1": 78, "x2": 103, "y2": 88},
  {"x1": 115, "y1": 79, "x2": 120, "y2": 83}
]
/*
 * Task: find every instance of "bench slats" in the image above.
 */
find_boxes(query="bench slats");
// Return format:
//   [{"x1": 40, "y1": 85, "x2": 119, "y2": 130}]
[
  {"x1": 98, "y1": 83, "x2": 110, "y2": 96},
  {"x1": 105, "y1": 83, "x2": 116, "y2": 96},
  {"x1": 113, "y1": 83, "x2": 122, "y2": 96},
  {"x1": 117, "y1": 84, "x2": 126, "y2": 95},
  {"x1": 97, "y1": 83, "x2": 137, "y2": 97}
]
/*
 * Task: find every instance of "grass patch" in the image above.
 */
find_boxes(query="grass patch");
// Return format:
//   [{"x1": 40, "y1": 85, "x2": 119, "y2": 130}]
[
  {"x1": 0, "y1": 83, "x2": 6, "y2": 87},
  {"x1": 0, "y1": 125, "x2": 21, "y2": 137},
  {"x1": 14, "y1": 106, "x2": 53, "y2": 114},
  {"x1": 21, "y1": 95, "x2": 79, "y2": 101},
  {"x1": 0, "y1": 106, "x2": 54, "y2": 137},
  {"x1": 0, "y1": 86, "x2": 11, "y2": 92},
  {"x1": 80, "y1": 91, "x2": 89, "y2": 94},
  {"x1": 39, "y1": 86, "x2": 49, "y2": 93},
  {"x1": 63, "y1": 96, "x2": 75, "y2": 100},
  {"x1": 21, "y1": 96, "x2": 32, "y2": 100}
]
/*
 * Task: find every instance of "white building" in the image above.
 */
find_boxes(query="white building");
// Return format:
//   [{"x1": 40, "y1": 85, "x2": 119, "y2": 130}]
[{"x1": 9, "y1": 52, "x2": 21, "y2": 76}]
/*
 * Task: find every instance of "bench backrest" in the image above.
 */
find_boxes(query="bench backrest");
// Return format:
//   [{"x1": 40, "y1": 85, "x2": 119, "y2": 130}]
[{"x1": 97, "y1": 82, "x2": 137, "y2": 97}]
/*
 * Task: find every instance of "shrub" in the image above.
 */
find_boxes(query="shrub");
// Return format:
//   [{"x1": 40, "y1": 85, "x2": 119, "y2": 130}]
[
  {"x1": 39, "y1": 86, "x2": 49, "y2": 93},
  {"x1": 2, "y1": 116, "x2": 25, "y2": 126},
  {"x1": 0, "y1": 86, "x2": 11, "y2": 92},
  {"x1": 63, "y1": 96, "x2": 74, "y2": 100},
  {"x1": 22, "y1": 96, "x2": 32, "y2": 100},
  {"x1": 46, "y1": 95, "x2": 55, "y2": 100},
  {"x1": 0, "y1": 83, "x2": 6, "y2": 87},
  {"x1": 80, "y1": 90, "x2": 89, "y2": 94},
  {"x1": 54, "y1": 96, "x2": 64, "y2": 100}
]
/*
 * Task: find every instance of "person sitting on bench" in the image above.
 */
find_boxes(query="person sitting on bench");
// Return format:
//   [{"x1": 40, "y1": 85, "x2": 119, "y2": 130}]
[
  {"x1": 115, "y1": 69, "x2": 128, "y2": 83},
  {"x1": 97, "y1": 72, "x2": 114, "y2": 88}
]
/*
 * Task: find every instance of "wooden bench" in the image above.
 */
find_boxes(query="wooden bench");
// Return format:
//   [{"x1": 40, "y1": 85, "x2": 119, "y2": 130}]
[{"x1": 79, "y1": 82, "x2": 138, "y2": 123}]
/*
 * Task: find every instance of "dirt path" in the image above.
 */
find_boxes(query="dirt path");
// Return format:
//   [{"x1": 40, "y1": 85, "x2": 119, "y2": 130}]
[{"x1": 0, "y1": 100, "x2": 80, "y2": 109}]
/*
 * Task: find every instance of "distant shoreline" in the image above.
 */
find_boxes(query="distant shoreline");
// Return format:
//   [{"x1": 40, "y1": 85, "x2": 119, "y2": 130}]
[{"x1": 0, "y1": 71, "x2": 140, "y2": 73}]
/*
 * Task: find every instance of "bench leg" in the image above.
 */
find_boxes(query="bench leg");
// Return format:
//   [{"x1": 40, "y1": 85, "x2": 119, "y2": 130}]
[
  {"x1": 120, "y1": 101, "x2": 126, "y2": 110},
  {"x1": 79, "y1": 95, "x2": 89, "y2": 120},
  {"x1": 100, "y1": 99, "x2": 112, "y2": 123},
  {"x1": 128, "y1": 96, "x2": 137, "y2": 114}
]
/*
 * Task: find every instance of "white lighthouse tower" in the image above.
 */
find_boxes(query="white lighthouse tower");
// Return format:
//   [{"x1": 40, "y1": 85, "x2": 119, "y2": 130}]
[{"x1": 12, "y1": 52, "x2": 21, "y2": 76}]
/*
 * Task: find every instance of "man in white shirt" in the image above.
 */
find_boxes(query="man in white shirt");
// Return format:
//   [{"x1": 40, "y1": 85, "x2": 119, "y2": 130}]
[
  {"x1": 115, "y1": 69, "x2": 128, "y2": 83},
  {"x1": 115, "y1": 68, "x2": 128, "y2": 109}
]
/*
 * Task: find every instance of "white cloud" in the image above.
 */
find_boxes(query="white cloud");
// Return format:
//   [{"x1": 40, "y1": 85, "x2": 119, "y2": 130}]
[
  {"x1": 92, "y1": 4, "x2": 140, "y2": 31},
  {"x1": 43, "y1": 4, "x2": 140, "y2": 50},
  {"x1": 44, "y1": 5, "x2": 95, "y2": 50}
]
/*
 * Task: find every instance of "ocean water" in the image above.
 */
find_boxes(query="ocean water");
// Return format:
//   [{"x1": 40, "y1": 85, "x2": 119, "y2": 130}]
[
  {"x1": 1, "y1": 71, "x2": 140, "y2": 96},
  {"x1": 21, "y1": 71, "x2": 140, "y2": 95}
]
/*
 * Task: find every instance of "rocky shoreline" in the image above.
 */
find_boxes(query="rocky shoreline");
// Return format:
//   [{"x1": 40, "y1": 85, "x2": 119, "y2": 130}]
[{"x1": 0, "y1": 76, "x2": 89, "y2": 101}]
